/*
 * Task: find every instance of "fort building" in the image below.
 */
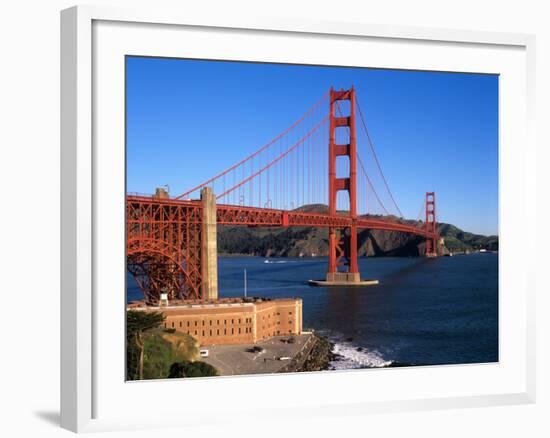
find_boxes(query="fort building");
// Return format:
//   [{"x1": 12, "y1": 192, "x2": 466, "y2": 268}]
[{"x1": 127, "y1": 297, "x2": 302, "y2": 346}]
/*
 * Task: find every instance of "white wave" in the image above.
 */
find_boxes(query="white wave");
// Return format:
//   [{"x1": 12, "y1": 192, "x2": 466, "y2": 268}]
[{"x1": 329, "y1": 342, "x2": 393, "y2": 370}]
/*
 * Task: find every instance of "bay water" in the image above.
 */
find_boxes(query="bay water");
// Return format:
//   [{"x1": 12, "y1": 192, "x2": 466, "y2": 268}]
[{"x1": 127, "y1": 253, "x2": 498, "y2": 368}]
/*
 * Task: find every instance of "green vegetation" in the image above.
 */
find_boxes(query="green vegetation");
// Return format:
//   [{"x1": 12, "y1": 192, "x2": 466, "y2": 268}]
[
  {"x1": 437, "y1": 223, "x2": 498, "y2": 252},
  {"x1": 168, "y1": 361, "x2": 219, "y2": 378},
  {"x1": 217, "y1": 204, "x2": 498, "y2": 257},
  {"x1": 127, "y1": 310, "x2": 165, "y2": 380},
  {"x1": 218, "y1": 225, "x2": 318, "y2": 256},
  {"x1": 126, "y1": 310, "x2": 216, "y2": 380}
]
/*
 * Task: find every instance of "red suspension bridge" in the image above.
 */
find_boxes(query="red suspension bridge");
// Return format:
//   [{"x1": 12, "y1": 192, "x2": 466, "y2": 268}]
[{"x1": 127, "y1": 88, "x2": 439, "y2": 304}]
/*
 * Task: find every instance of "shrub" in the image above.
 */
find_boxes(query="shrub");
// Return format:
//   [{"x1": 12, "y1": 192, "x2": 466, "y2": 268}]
[
  {"x1": 168, "y1": 361, "x2": 219, "y2": 378},
  {"x1": 126, "y1": 310, "x2": 165, "y2": 380}
]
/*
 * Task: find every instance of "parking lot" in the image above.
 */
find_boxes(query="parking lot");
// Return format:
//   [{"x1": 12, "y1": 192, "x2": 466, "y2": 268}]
[{"x1": 201, "y1": 333, "x2": 314, "y2": 376}]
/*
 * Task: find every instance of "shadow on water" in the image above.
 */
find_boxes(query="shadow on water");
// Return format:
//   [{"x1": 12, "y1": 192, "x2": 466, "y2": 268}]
[
  {"x1": 378, "y1": 257, "x2": 433, "y2": 284},
  {"x1": 326, "y1": 287, "x2": 364, "y2": 322}
]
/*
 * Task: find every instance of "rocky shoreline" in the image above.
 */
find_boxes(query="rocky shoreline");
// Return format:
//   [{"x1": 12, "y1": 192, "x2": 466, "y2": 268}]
[
  {"x1": 300, "y1": 335, "x2": 338, "y2": 371},
  {"x1": 278, "y1": 334, "x2": 337, "y2": 373}
]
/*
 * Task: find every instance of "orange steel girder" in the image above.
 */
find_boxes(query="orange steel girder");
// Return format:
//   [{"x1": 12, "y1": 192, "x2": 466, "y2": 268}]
[
  {"x1": 126, "y1": 196, "x2": 203, "y2": 304},
  {"x1": 126, "y1": 195, "x2": 439, "y2": 301}
]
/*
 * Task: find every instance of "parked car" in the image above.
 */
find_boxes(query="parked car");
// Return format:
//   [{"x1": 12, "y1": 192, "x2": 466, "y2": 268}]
[{"x1": 199, "y1": 349, "x2": 209, "y2": 358}]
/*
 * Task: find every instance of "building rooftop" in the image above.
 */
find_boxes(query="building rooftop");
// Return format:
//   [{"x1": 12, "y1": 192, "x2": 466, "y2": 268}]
[{"x1": 127, "y1": 296, "x2": 301, "y2": 310}]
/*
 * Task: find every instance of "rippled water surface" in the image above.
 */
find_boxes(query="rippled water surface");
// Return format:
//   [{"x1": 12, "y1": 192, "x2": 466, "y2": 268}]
[{"x1": 128, "y1": 254, "x2": 498, "y2": 368}]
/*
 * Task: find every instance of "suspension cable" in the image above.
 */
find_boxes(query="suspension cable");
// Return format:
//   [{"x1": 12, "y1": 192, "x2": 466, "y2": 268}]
[
  {"x1": 217, "y1": 116, "x2": 329, "y2": 200},
  {"x1": 176, "y1": 91, "x2": 329, "y2": 200},
  {"x1": 334, "y1": 101, "x2": 390, "y2": 216},
  {"x1": 356, "y1": 98, "x2": 404, "y2": 217}
]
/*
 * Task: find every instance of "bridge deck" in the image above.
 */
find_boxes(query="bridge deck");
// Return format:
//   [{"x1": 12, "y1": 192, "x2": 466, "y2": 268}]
[{"x1": 127, "y1": 195, "x2": 436, "y2": 239}]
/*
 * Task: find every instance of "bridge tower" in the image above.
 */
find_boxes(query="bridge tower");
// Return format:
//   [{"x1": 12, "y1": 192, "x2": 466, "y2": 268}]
[
  {"x1": 425, "y1": 191, "x2": 438, "y2": 257},
  {"x1": 324, "y1": 87, "x2": 363, "y2": 284}
]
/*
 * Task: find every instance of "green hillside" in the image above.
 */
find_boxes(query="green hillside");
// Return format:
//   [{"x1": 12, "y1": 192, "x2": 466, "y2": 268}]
[{"x1": 218, "y1": 204, "x2": 498, "y2": 257}]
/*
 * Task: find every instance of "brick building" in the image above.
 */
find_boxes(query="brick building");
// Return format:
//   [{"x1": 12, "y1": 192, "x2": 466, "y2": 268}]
[{"x1": 127, "y1": 297, "x2": 302, "y2": 346}]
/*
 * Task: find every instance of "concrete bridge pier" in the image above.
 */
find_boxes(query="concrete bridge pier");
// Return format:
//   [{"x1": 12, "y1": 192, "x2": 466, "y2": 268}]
[{"x1": 201, "y1": 187, "x2": 218, "y2": 300}]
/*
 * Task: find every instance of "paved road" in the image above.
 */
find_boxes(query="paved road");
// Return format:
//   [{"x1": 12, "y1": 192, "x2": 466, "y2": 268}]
[{"x1": 201, "y1": 334, "x2": 314, "y2": 376}]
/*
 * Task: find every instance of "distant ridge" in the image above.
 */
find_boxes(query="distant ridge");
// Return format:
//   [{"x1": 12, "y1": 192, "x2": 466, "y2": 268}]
[{"x1": 218, "y1": 204, "x2": 498, "y2": 257}]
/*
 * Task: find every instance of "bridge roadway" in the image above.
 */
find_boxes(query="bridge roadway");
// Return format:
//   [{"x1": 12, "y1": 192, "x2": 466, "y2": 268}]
[{"x1": 127, "y1": 195, "x2": 436, "y2": 239}]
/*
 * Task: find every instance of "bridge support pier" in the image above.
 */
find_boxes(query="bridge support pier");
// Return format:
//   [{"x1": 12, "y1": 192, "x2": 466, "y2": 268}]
[
  {"x1": 425, "y1": 192, "x2": 438, "y2": 257},
  {"x1": 310, "y1": 87, "x2": 378, "y2": 287},
  {"x1": 201, "y1": 187, "x2": 218, "y2": 300}
]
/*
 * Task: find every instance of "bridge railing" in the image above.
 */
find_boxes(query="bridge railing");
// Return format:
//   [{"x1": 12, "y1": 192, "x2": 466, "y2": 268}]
[{"x1": 127, "y1": 191, "x2": 155, "y2": 198}]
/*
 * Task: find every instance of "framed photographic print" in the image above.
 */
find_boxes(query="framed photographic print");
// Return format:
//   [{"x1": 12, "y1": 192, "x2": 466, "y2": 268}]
[{"x1": 61, "y1": 5, "x2": 536, "y2": 433}]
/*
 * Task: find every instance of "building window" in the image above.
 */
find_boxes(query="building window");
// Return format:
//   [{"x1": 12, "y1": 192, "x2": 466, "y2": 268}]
[
  {"x1": 187, "y1": 321, "x2": 190, "y2": 327},
  {"x1": 195, "y1": 321, "x2": 197, "y2": 327},
  {"x1": 210, "y1": 330, "x2": 212, "y2": 336},
  {"x1": 217, "y1": 320, "x2": 220, "y2": 325},
  {"x1": 238, "y1": 318, "x2": 241, "y2": 324},
  {"x1": 238, "y1": 328, "x2": 241, "y2": 334},
  {"x1": 202, "y1": 320, "x2": 205, "y2": 326},
  {"x1": 224, "y1": 329, "x2": 227, "y2": 335},
  {"x1": 202, "y1": 330, "x2": 205, "y2": 336},
  {"x1": 231, "y1": 328, "x2": 234, "y2": 334},
  {"x1": 179, "y1": 321, "x2": 182, "y2": 328},
  {"x1": 289, "y1": 311, "x2": 293, "y2": 315},
  {"x1": 217, "y1": 329, "x2": 220, "y2": 335},
  {"x1": 210, "y1": 320, "x2": 212, "y2": 326},
  {"x1": 224, "y1": 320, "x2": 227, "y2": 325},
  {"x1": 232, "y1": 319, "x2": 234, "y2": 324},
  {"x1": 195, "y1": 331, "x2": 197, "y2": 335},
  {"x1": 289, "y1": 320, "x2": 292, "y2": 324},
  {"x1": 164, "y1": 323, "x2": 167, "y2": 328},
  {"x1": 171, "y1": 322, "x2": 174, "y2": 328}
]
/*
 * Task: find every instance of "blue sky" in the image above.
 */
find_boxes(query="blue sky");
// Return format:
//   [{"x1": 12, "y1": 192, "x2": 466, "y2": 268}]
[{"x1": 126, "y1": 56, "x2": 498, "y2": 236}]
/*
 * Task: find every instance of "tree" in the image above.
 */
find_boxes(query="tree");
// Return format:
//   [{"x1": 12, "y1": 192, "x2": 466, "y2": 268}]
[
  {"x1": 168, "y1": 361, "x2": 218, "y2": 378},
  {"x1": 126, "y1": 310, "x2": 165, "y2": 380}
]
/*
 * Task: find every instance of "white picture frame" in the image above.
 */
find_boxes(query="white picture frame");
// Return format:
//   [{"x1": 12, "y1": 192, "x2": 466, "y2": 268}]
[{"x1": 60, "y1": 4, "x2": 536, "y2": 433}]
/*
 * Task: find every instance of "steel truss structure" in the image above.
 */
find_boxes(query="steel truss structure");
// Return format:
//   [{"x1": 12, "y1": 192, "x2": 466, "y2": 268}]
[{"x1": 126, "y1": 88, "x2": 439, "y2": 303}]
